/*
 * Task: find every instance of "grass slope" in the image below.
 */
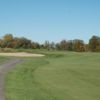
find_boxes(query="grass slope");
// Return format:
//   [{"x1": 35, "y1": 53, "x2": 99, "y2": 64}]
[{"x1": 5, "y1": 52, "x2": 100, "y2": 100}]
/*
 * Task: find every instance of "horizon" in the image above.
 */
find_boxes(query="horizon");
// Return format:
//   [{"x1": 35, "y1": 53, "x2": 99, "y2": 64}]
[{"x1": 0, "y1": 0, "x2": 100, "y2": 43}]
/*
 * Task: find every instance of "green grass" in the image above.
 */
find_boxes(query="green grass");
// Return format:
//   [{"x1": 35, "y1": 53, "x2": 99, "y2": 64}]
[
  {"x1": 0, "y1": 56, "x2": 9, "y2": 64},
  {"x1": 5, "y1": 51, "x2": 100, "y2": 100}
]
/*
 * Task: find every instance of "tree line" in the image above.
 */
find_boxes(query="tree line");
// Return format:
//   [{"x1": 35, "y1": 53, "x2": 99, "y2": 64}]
[{"x1": 0, "y1": 34, "x2": 100, "y2": 52}]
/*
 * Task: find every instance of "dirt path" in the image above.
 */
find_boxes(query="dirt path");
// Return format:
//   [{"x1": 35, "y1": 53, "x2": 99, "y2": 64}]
[{"x1": 0, "y1": 58, "x2": 23, "y2": 100}]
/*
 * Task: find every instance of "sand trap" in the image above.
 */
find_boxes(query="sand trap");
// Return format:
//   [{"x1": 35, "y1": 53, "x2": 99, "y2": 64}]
[{"x1": 0, "y1": 52, "x2": 44, "y2": 57}]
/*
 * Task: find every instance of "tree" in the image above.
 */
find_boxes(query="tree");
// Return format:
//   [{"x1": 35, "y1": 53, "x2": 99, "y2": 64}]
[
  {"x1": 73, "y1": 39, "x2": 85, "y2": 52},
  {"x1": 44, "y1": 41, "x2": 50, "y2": 50},
  {"x1": 84, "y1": 44, "x2": 89, "y2": 51},
  {"x1": 3, "y1": 34, "x2": 13, "y2": 42},
  {"x1": 20, "y1": 37, "x2": 32, "y2": 48},
  {"x1": 55, "y1": 43, "x2": 61, "y2": 50},
  {"x1": 0, "y1": 39, "x2": 3, "y2": 48},
  {"x1": 12, "y1": 37, "x2": 22, "y2": 48},
  {"x1": 89, "y1": 36, "x2": 100, "y2": 52},
  {"x1": 3, "y1": 34, "x2": 14, "y2": 48},
  {"x1": 67, "y1": 40, "x2": 73, "y2": 51},
  {"x1": 49, "y1": 42, "x2": 55, "y2": 50},
  {"x1": 59, "y1": 40, "x2": 68, "y2": 50}
]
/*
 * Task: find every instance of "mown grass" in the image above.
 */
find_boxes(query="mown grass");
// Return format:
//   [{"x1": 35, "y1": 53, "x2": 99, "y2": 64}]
[{"x1": 5, "y1": 51, "x2": 100, "y2": 100}]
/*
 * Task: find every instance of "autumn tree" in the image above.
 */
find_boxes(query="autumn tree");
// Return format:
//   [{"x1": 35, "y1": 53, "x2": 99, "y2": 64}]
[
  {"x1": 59, "y1": 40, "x2": 68, "y2": 50},
  {"x1": 89, "y1": 36, "x2": 100, "y2": 52},
  {"x1": 0, "y1": 39, "x2": 4, "y2": 48},
  {"x1": 1, "y1": 33, "x2": 100, "y2": 52},
  {"x1": 3, "y1": 34, "x2": 14, "y2": 48},
  {"x1": 33, "y1": 42, "x2": 40, "y2": 49},
  {"x1": 73, "y1": 39, "x2": 85, "y2": 52}
]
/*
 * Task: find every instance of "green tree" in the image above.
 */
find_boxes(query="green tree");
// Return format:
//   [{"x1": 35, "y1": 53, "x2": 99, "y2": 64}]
[{"x1": 67, "y1": 40, "x2": 73, "y2": 51}]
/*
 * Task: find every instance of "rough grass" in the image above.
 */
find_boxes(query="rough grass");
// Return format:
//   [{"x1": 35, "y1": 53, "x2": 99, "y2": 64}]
[
  {"x1": 0, "y1": 56, "x2": 9, "y2": 64},
  {"x1": 5, "y1": 52, "x2": 100, "y2": 100}
]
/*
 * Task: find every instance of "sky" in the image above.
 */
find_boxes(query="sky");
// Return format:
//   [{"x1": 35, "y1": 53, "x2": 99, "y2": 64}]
[{"x1": 0, "y1": 0, "x2": 100, "y2": 43}]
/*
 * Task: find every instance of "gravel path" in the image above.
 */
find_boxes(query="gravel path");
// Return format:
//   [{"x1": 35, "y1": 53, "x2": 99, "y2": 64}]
[{"x1": 0, "y1": 58, "x2": 23, "y2": 100}]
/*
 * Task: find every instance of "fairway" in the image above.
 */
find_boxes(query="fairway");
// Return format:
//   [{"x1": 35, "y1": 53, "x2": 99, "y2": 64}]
[{"x1": 5, "y1": 52, "x2": 100, "y2": 100}]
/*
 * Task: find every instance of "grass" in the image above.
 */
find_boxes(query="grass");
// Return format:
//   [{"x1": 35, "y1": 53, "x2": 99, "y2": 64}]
[
  {"x1": 0, "y1": 56, "x2": 9, "y2": 64},
  {"x1": 0, "y1": 48, "x2": 51, "y2": 54},
  {"x1": 5, "y1": 51, "x2": 100, "y2": 100}
]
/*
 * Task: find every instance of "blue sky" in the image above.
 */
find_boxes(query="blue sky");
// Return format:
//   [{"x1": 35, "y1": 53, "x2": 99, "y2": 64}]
[{"x1": 0, "y1": 0, "x2": 100, "y2": 43}]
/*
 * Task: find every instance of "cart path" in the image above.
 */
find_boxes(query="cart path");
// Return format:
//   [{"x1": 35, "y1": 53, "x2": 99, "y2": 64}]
[{"x1": 0, "y1": 58, "x2": 23, "y2": 100}]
